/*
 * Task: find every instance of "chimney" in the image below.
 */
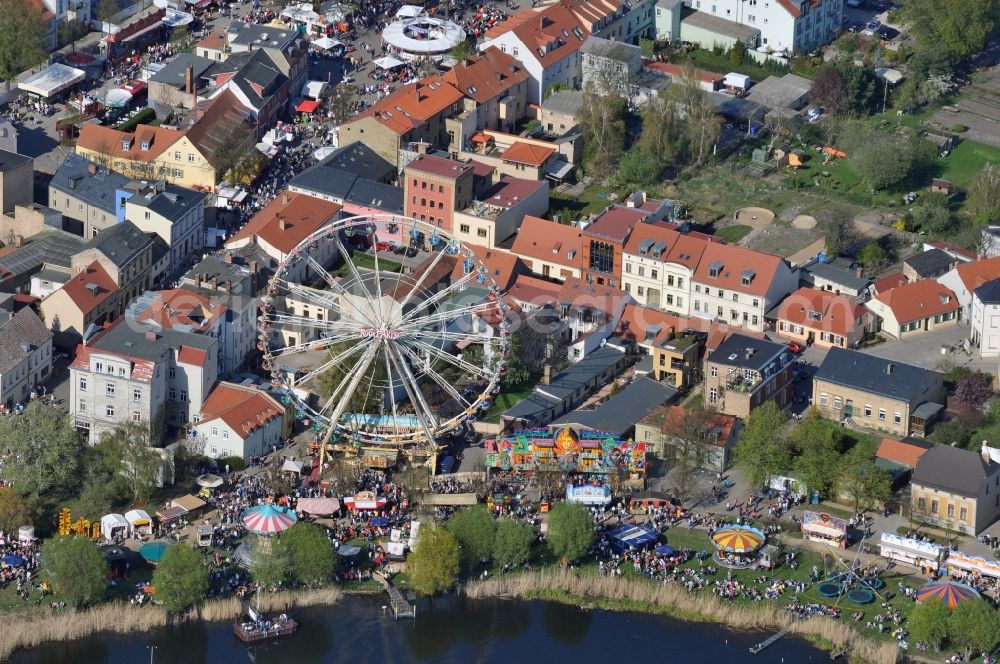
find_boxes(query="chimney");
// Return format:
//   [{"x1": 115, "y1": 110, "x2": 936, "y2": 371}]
[
  {"x1": 195, "y1": 274, "x2": 202, "y2": 287},
  {"x1": 886, "y1": 362, "x2": 893, "y2": 375},
  {"x1": 542, "y1": 364, "x2": 551, "y2": 385},
  {"x1": 211, "y1": 277, "x2": 218, "y2": 290},
  {"x1": 87, "y1": 163, "x2": 97, "y2": 175},
  {"x1": 223, "y1": 253, "x2": 233, "y2": 264},
  {"x1": 250, "y1": 260, "x2": 258, "y2": 275},
  {"x1": 279, "y1": 217, "x2": 288, "y2": 231},
  {"x1": 282, "y1": 193, "x2": 289, "y2": 205},
  {"x1": 855, "y1": 266, "x2": 863, "y2": 278},
  {"x1": 185, "y1": 65, "x2": 193, "y2": 95},
  {"x1": 14, "y1": 235, "x2": 22, "y2": 248},
  {"x1": 250, "y1": 260, "x2": 259, "y2": 296},
  {"x1": 145, "y1": 330, "x2": 158, "y2": 341}
]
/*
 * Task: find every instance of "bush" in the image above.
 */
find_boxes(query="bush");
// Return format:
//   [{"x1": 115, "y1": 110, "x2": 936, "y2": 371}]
[
  {"x1": 952, "y1": 124, "x2": 968, "y2": 132},
  {"x1": 216, "y1": 456, "x2": 246, "y2": 472},
  {"x1": 115, "y1": 107, "x2": 156, "y2": 132}
]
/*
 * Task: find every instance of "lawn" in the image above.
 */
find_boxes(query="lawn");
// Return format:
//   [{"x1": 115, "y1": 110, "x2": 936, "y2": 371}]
[
  {"x1": 481, "y1": 376, "x2": 541, "y2": 423},
  {"x1": 672, "y1": 49, "x2": 789, "y2": 84},
  {"x1": 713, "y1": 224, "x2": 752, "y2": 244},
  {"x1": 549, "y1": 185, "x2": 625, "y2": 221},
  {"x1": 936, "y1": 138, "x2": 1000, "y2": 189},
  {"x1": 336, "y1": 250, "x2": 402, "y2": 277}
]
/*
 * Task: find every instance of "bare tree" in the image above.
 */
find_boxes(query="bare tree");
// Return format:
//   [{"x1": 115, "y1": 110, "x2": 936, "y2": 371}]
[
  {"x1": 660, "y1": 406, "x2": 718, "y2": 501},
  {"x1": 969, "y1": 163, "x2": 1000, "y2": 222}
]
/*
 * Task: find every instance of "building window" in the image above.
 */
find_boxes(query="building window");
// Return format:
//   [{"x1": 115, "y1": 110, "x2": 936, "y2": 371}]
[
  {"x1": 918, "y1": 497, "x2": 925, "y2": 511},
  {"x1": 188, "y1": 154, "x2": 195, "y2": 162},
  {"x1": 78, "y1": 399, "x2": 86, "y2": 411},
  {"x1": 709, "y1": 387, "x2": 718, "y2": 403},
  {"x1": 106, "y1": 404, "x2": 115, "y2": 418},
  {"x1": 211, "y1": 427, "x2": 218, "y2": 437},
  {"x1": 477, "y1": 228, "x2": 487, "y2": 238},
  {"x1": 133, "y1": 389, "x2": 141, "y2": 402},
  {"x1": 893, "y1": 412, "x2": 901, "y2": 424},
  {"x1": 878, "y1": 408, "x2": 886, "y2": 421},
  {"x1": 106, "y1": 383, "x2": 116, "y2": 397},
  {"x1": 819, "y1": 393, "x2": 828, "y2": 407},
  {"x1": 710, "y1": 366, "x2": 718, "y2": 377},
  {"x1": 95, "y1": 362, "x2": 103, "y2": 373},
  {"x1": 833, "y1": 397, "x2": 842, "y2": 410},
  {"x1": 864, "y1": 404, "x2": 872, "y2": 417},
  {"x1": 180, "y1": 391, "x2": 188, "y2": 402},
  {"x1": 223, "y1": 430, "x2": 229, "y2": 439},
  {"x1": 169, "y1": 367, "x2": 176, "y2": 378},
  {"x1": 931, "y1": 500, "x2": 939, "y2": 514},
  {"x1": 625, "y1": 263, "x2": 632, "y2": 274},
  {"x1": 459, "y1": 223, "x2": 470, "y2": 233},
  {"x1": 132, "y1": 411, "x2": 142, "y2": 423},
  {"x1": 79, "y1": 377, "x2": 87, "y2": 391},
  {"x1": 651, "y1": 269, "x2": 658, "y2": 279},
  {"x1": 947, "y1": 504, "x2": 955, "y2": 518},
  {"x1": 119, "y1": 366, "x2": 127, "y2": 376},
  {"x1": 169, "y1": 388, "x2": 176, "y2": 399},
  {"x1": 960, "y1": 507, "x2": 968, "y2": 521}
]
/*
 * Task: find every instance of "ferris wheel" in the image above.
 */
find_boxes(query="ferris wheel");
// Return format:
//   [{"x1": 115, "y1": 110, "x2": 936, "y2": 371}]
[{"x1": 258, "y1": 214, "x2": 510, "y2": 451}]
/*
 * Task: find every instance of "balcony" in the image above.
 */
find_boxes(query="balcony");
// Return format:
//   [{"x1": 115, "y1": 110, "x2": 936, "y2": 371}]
[{"x1": 726, "y1": 374, "x2": 761, "y2": 393}]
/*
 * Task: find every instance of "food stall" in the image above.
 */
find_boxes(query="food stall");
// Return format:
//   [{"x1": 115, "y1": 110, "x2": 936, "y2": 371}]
[
  {"x1": 565, "y1": 484, "x2": 612, "y2": 506},
  {"x1": 125, "y1": 509, "x2": 153, "y2": 537},
  {"x1": 196, "y1": 524, "x2": 215, "y2": 547},
  {"x1": 878, "y1": 532, "x2": 945, "y2": 573},
  {"x1": 800, "y1": 511, "x2": 848, "y2": 548},
  {"x1": 100, "y1": 513, "x2": 129, "y2": 541},
  {"x1": 945, "y1": 550, "x2": 1000, "y2": 584},
  {"x1": 18, "y1": 63, "x2": 86, "y2": 102},
  {"x1": 608, "y1": 524, "x2": 658, "y2": 553}
]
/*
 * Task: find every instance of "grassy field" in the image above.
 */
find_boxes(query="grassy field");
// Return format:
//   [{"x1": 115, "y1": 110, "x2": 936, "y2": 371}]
[
  {"x1": 336, "y1": 250, "x2": 402, "y2": 277},
  {"x1": 482, "y1": 377, "x2": 540, "y2": 423},
  {"x1": 713, "y1": 224, "x2": 752, "y2": 244},
  {"x1": 550, "y1": 186, "x2": 625, "y2": 221},
  {"x1": 936, "y1": 139, "x2": 1000, "y2": 189}
]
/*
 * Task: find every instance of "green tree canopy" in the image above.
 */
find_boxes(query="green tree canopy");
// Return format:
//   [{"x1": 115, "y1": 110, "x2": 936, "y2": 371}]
[
  {"x1": 908, "y1": 599, "x2": 951, "y2": 651},
  {"x1": 493, "y1": 519, "x2": 535, "y2": 569},
  {"x1": 96, "y1": 420, "x2": 162, "y2": 503},
  {"x1": 734, "y1": 402, "x2": 791, "y2": 489},
  {"x1": 948, "y1": 598, "x2": 1000, "y2": 657},
  {"x1": 857, "y1": 241, "x2": 889, "y2": 273},
  {"x1": 152, "y1": 544, "x2": 209, "y2": 613},
  {"x1": 250, "y1": 538, "x2": 290, "y2": 588},
  {"x1": 446, "y1": 506, "x2": 497, "y2": 569},
  {"x1": 282, "y1": 522, "x2": 336, "y2": 587},
  {"x1": 408, "y1": 523, "x2": 460, "y2": 595},
  {"x1": 847, "y1": 127, "x2": 914, "y2": 193},
  {"x1": 546, "y1": 502, "x2": 594, "y2": 562},
  {"x1": 789, "y1": 409, "x2": 841, "y2": 498},
  {"x1": 579, "y1": 81, "x2": 627, "y2": 177},
  {"x1": 902, "y1": 0, "x2": 1000, "y2": 64},
  {"x1": 41, "y1": 536, "x2": 108, "y2": 608},
  {"x1": 0, "y1": 0, "x2": 47, "y2": 88},
  {"x1": 0, "y1": 401, "x2": 84, "y2": 504},
  {"x1": 837, "y1": 445, "x2": 893, "y2": 513},
  {"x1": 0, "y1": 488, "x2": 37, "y2": 534}
]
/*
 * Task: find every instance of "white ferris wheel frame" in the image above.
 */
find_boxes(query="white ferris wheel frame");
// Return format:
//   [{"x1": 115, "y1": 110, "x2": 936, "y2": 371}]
[{"x1": 258, "y1": 213, "x2": 510, "y2": 450}]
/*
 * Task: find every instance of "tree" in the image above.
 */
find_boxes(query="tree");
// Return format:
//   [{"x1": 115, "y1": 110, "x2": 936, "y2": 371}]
[
  {"x1": 810, "y1": 66, "x2": 848, "y2": 114},
  {"x1": 948, "y1": 599, "x2": 1000, "y2": 658},
  {"x1": 211, "y1": 127, "x2": 255, "y2": 185},
  {"x1": 450, "y1": 40, "x2": 472, "y2": 62},
  {"x1": 0, "y1": 488, "x2": 37, "y2": 533},
  {"x1": 250, "y1": 538, "x2": 289, "y2": 588},
  {"x1": 152, "y1": 544, "x2": 209, "y2": 613},
  {"x1": 578, "y1": 80, "x2": 627, "y2": 177},
  {"x1": 901, "y1": 0, "x2": 1000, "y2": 64},
  {"x1": 281, "y1": 522, "x2": 336, "y2": 587},
  {"x1": 968, "y1": 163, "x2": 1000, "y2": 223},
  {"x1": 322, "y1": 83, "x2": 359, "y2": 126},
  {"x1": 670, "y1": 74, "x2": 722, "y2": 167},
  {"x1": 857, "y1": 241, "x2": 889, "y2": 273},
  {"x1": 789, "y1": 409, "x2": 841, "y2": 499},
  {"x1": 618, "y1": 149, "x2": 661, "y2": 186},
  {"x1": 97, "y1": 420, "x2": 162, "y2": 503},
  {"x1": 493, "y1": 519, "x2": 535, "y2": 570},
  {"x1": 660, "y1": 407, "x2": 718, "y2": 500},
  {"x1": 0, "y1": 401, "x2": 83, "y2": 504},
  {"x1": 446, "y1": 506, "x2": 496, "y2": 569},
  {"x1": 639, "y1": 89, "x2": 682, "y2": 166},
  {"x1": 907, "y1": 599, "x2": 952, "y2": 651},
  {"x1": 95, "y1": 0, "x2": 122, "y2": 30},
  {"x1": 41, "y1": 537, "x2": 108, "y2": 608},
  {"x1": 910, "y1": 204, "x2": 953, "y2": 235},
  {"x1": 501, "y1": 332, "x2": 533, "y2": 388},
  {"x1": 847, "y1": 127, "x2": 913, "y2": 192},
  {"x1": 954, "y1": 371, "x2": 993, "y2": 411},
  {"x1": 58, "y1": 18, "x2": 88, "y2": 52},
  {"x1": 734, "y1": 402, "x2": 791, "y2": 489},
  {"x1": 408, "y1": 524, "x2": 460, "y2": 595},
  {"x1": 546, "y1": 502, "x2": 594, "y2": 562},
  {"x1": 0, "y1": 0, "x2": 47, "y2": 91},
  {"x1": 821, "y1": 208, "x2": 853, "y2": 257},
  {"x1": 728, "y1": 41, "x2": 747, "y2": 65},
  {"x1": 837, "y1": 446, "x2": 892, "y2": 513}
]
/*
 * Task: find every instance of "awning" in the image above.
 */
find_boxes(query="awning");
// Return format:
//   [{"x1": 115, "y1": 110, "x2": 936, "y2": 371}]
[
  {"x1": 311, "y1": 36, "x2": 341, "y2": 51},
  {"x1": 298, "y1": 497, "x2": 340, "y2": 515},
  {"x1": 282, "y1": 458, "x2": 307, "y2": 474},
  {"x1": 396, "y1": 4, "x2": 423, "y2": 18},
  {"x1": 19, "y1": 63, "x2": 85, "y2": 98},
  {"x1": 186, "y1": 0, "x2": 212, "y2": 8},
  {"x1": 545, "y1": 159, "x2": 574, "y2": 181},
  {"x1": 156, "y1": 506, "x2": 187, "y2": 522},
  {"x1": 297, "y1": 99, "x2": 321, "y2": 113},
  {"x1": 875, "y1": 67, "x2": 904, "y2": 85},
  {"x1": 171, "y1": 494, "x2": 206, "y2": 512},
  {"x1": 470, "y1": 132, "x2": 489, "y2": 144},
  {"x1": 121, "y1": 80, "x2": 147, "y2": 95},
  {"x1": 421, "y1": 493, "x2": 478, "y2": 506},
  {"x1": 373, "y1": 55, "x2": 405, "y2": 69}
]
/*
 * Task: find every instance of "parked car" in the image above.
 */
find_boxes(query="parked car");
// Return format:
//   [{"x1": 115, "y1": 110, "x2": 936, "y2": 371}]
[
  {"x1": 847, "y1": 22, "x2": 862, "y2": 32},
  {"x1": 879, "y1": 27, "x2": 898, "y2": 41},
  {"x1": 805, "y1": 106, "x2": 824, "y2": 122},
  {"x1": 787, "y1": 341, "x2": 805, "y2": 354},
  {"x1": 862, "y1": 20, "x2": 881, "y2": 36}
]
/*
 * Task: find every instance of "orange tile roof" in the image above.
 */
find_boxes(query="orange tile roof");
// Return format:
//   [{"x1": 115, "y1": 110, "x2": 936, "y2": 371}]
[
  {"x1": 622, "y1": 223, "x2": 681, "y2": 256},
  {"x1": 200, "y1": 382, "x2": 283, "y2": 436},
  {"x1": 71, "y1": 340, "x2": 157, "y2": 384},
  {"x1": 777, "y1": 0, "x2": 803, "y2": 18},
  {"x1": 510, "y1": 216, "x2": 583, "y2": 270},
  {"x1": 451, "y1": 245, "x2": 525, "y2": 291},
  {"x1": 405, "y1": 154, "x2": 474, "y2": 179},
  {"x1": 348, "y1": 77, "x2": 464, "y2": 136},
  {"x1": 226, "y1": 191, "x2": 342, "y2": 256},
  {"x1": 196, "y1": 31, "x2": 227, "y2": 50},
  {"x1": 507, "y1": 273, "x2": 562, "y2": 308},
  {"x1": 953, "y1": 256, "x2": 1000, "y2": 294},
  {"x1": 614, "y1": 303, "x2": 761, "y2": 350},
  {"x1": 776, "y1": 287, "x2": 867, "y2": 337},
  {"x1": 555, "y1": 276, "x2": 628, "y2": 318},
  {"x1": 77, "y1": 123, "x2": 184, "y2": 163},
  {"x1": 927, "y1": 241, "x2": 977, "y2": 262},
  {"x1": 875, "y1": 437, "x2": 931, "y2": 467},
  {"x1": 136, "y1": 289, "x2": 227, "y2": 333},
  {"x1": 60, "y1": 261, "x2": 118, "y2": 316},
  {"x1": 872, "y1": 279, "x2": 959, "y2": 324},
  {"x1": 442, "y1": 47, "x2": 529, "y2": 104},
  {"x1": 177, "y1": 345, "x2": 209, "y2": 366},
  {"x1": 501, "y1": 141, "x2": 555, "y2": 167},
  {"x1": 693, "y1": 242, "x2": 786, "y2": 297},
  {"x1": 184, "y1": 89, "x2": 253, "y2": 170},
  {"x1": 873, "y1": 271, "x2": 907, "y2": 294},
  {"x1": 486, "y1": 2, "x2": 590, "y2": 67}
]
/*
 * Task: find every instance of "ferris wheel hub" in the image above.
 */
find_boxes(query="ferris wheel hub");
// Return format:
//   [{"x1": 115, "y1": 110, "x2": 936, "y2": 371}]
[{"x1": 360, "y1": 327, "x2": 408, "y2": 341}]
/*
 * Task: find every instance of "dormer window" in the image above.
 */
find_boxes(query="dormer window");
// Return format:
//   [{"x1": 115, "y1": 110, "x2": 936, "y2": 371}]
[
  {"x1": 468, "y1": 85, "x2": 477, "y2": 95},
  {"x1": 708, "y1": 261, "x2": 723, "y2": 278},
  {"x1": 140, "y1": 141, "x2": 150, "y2": 151},
  {"x1": 121, "y1": 138, "x2": 132, "y2": 150},
  {"x1": 741, "y1": 268, "x2": 755, "y2": 286}
]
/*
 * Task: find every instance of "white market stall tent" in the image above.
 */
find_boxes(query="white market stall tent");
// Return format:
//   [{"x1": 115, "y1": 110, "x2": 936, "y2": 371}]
[
  {"x1": 19, "y1": 63, "x2": 86, "y2": 100},
  {"x1": 125, "y1": 509, "x2": 153, "y2": 536},
  {"x1": 100, "y1": 513, "x2": 129, "y2": 541}
]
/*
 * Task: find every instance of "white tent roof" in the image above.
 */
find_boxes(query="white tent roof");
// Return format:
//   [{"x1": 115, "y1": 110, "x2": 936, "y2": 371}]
[
  {"x1": 101, "y1": 513, "x2": 128, "y2": 530},
  {"x1": 311, "y1": 36, "x2": 341, "y2": 51},
  {"x1": 381, "y1": 16, "x2": 466, "y2": 56},
  {"x1": 105, "y1": 88, "x2": 133, "y2": 108},
  {"x1": 396, "y1": 4, "x2": 423, "y2": 17},
  {"x1": 125, "y1": 509, "x2": 151, "y2": 525},
  {"x1": 875, "y1": 67, "x2": 904, "y2": 85},
  {"x1": 282, "y1": 458, "x2": 306, "y2": 474},
  {"x1": 301, "y1": 80, "x2": 327, "y2": 99},
  {"x1": 19, "y1": 63, "x2": 86, "y2": 98},
  {"x1": 373, "y1": 55, "x2": 405, "y2": 69}
]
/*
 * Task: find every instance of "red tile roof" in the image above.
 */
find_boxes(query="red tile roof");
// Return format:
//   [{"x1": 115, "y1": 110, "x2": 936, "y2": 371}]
[
  {"x1": 777, "y1": 0, "x2": 803, "y2": 18},
  {"x1": 507, "y1": 274, "x2": 562, "y2": 308},
  {"x1": 510, "y1": 215, "x2": 583, "y2": 270},
  {"x1": 953, "y1": 256, "x2": 1000, "y2": 294},
  {"x1": 60, "y1": 261, "x2": 118, "y2": 316},
  {"x1": 693, "y1": 242, "x2": 786, "y2": 297},
  {"x1": 451, "y1": 245, "x2": 525, "y2": 290},
  {"x1": 479, "y1": 176, "x2": 546, "y2": 208},
  {"x1": 200, "y1": 382, "x2": 283, "y2": 437},
  {"x1": 872, "y1": 279, "x2": 959, "y2": 324},
  {"x1": 645, "y1": 62, "x2": 723, "y2": 84},
  {"x1": 442, "y1": 47, "x2": 529, "y2": 104},
  {"x1": 77, "y1": 123, "x2": 184, "y2": 163},
  {"x1": 405, "y1": 154, "x2": 474, "y2": 179},
  {"x1": 657, "y1": 406, "x2": 737, "y2": 448},
  {"x1": 226, "y1": 191, "x2": 342, "y2": 256},
  {"x1": 348, "y1": 77, "x2": 464, "y2": 136},
  {"x1": 196, "y1": 31, "x2": 227, "y2": 50},
  {"x1": 501, "y1": 141, "x2": 555, "y2": 167},
  {"x1": 873, "y1": 272, "x2": 907, "y2": 294},
  {"x1": 555, "y1": 276, "x2": 628, "y2": 318},
  {"x1": 876, "y1": 437, "x2": 931, "y2": 467},
  {"x1": 583, "y1": 207, "x2": 649, "y2": 242},
  {"x1": 927, "y1": 241, "x2": 977, "y2": 262},
  {"x1": 485, "y1": 2, "x2": 590, "y2": 67},
  {"x1": 776, "y1": 287, "x2": 867, "y2": 337},
  {"x1": 177, "y1": 345, "x2": 209, "y2": 367},
  {"x1": 136, "y1": 289, "x2": 226, "y2": 332}
]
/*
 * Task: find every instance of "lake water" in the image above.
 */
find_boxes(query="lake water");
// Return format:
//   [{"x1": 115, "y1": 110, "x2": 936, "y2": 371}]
[{"x1": 9, "y1": 594, "x2": 825, "y2": 663}]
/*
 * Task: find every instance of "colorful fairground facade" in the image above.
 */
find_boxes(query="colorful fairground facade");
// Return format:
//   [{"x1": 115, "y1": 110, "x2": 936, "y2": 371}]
[{"x1": 484, "y1": 426, "x2": 648, "y2": 490}]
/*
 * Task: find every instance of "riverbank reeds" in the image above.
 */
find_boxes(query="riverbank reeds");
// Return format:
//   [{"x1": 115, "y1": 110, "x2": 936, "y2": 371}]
[
  {"x1": 0, "y1": 586, "x2": 345, "y2": 661},
  {"x1": 465, "y1": 570, "x2": 898, "y2": 664}
]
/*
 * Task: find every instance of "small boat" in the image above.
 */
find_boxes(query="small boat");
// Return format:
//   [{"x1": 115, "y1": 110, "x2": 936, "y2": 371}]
[{"x1": 233, "y1": 588, "x2": 298, "y2": 643}]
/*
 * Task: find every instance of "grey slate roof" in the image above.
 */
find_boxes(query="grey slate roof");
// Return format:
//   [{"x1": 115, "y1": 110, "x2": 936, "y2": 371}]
[
  {"x1": 312, "y1": 142, "x2": 394, "y2": 181},
  {"x1": 128, "y1": 184, "x2": 206, "y2": 221},
  {"x1": 814, "y1": 347, "x2": 940, "y2": 403},
  {"x1": 0, "y1": 228, "x2": 85, "y2": 275},
  {"x1": 501, "y1": 392, "x2": 560, "y2": 422},
  {"x1": 91, "y1": 318, "x2": 215, "y2": 363},
  {"x1": 912, "y1": 444, "x2": 998, "y2": 498},
  {"x1": 806, "y1": 261, "x2": 871, "y2": 292},
  {"x1": 904, "y1": 248, "x2": 953, "y2": 277},
  {"x1": 534, "y1": 345, "x2": 625, "y2": 402},
  {"x1": 710, "y1": 334, "x2": 788, "y2": 371},
  {"x1": 974, "y1": 278, "x2": 1000, "y2": 305},
  {"x1": 0, "y1": 149, "x2": 30, "y2": 172},
  {"x1": 289, "y1": 143, "x2": 404, "y2": 214},
  {"x1": 580, "y1": 36, "x2": 640, "y2": 61},
  {"x1": 81, "y1": 221, "x2": 152, "y2": 269},
  {"x1": 229, "y1": 22, "x2": 298, "y2": 49},
  {"x1": 149, "y1": 53, "x2": 215, "y2": 91},
  {"x1": 49, "y1": 153, "x2": 134, "y2": 215},
  {"x1": 551, "y1": 376, "x2": 678, "y2": 433},
  {"x1": 542, "y1": 90, "x2": 584, "y2": 118},
  {"x1": 0, "y1": 308, "x2": 51, "y2": 374}
]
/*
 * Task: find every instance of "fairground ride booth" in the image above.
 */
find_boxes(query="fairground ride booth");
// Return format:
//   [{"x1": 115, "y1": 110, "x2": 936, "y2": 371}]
[
  {"x1": 609, "y1": 524, "x2": 658, "y2": 553},
  {"x1": 800, "y1": 511, "x2": 848, "y2": 549},
  {"x1": 945, "y1": 551, "x2": 1000, "y2": 586},
  {"x1": 878, "y1": 532, "x2": 946, "y2": 574},
  {"x1": 565, "y1": 484, "x2": 612, "y2": 506}
]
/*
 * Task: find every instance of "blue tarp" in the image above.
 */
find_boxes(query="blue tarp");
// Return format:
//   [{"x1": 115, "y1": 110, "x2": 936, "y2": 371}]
[
  {"x1": 609, "y1": 524, "x2": 658, "y2": 552},
  {"x1": 654, "y1": 544, "x2": 674, "y2": 556}
]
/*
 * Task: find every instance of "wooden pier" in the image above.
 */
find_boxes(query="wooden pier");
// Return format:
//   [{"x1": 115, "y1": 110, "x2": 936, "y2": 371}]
[
  {"x1": 749, "y1": 627, "x2": 790, "y2": 654},
  {"x1": 374, "y1": 572, "x2": 415, "y2": 619}
]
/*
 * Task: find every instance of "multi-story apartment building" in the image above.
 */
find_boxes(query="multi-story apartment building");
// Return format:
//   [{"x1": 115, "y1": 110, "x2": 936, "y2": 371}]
[
  {"x1": 812, "y1": 348, "x2": 946, "y2": 438},
  {"x1": 403, "y1": 154, "x2": 476, "y2": 232},
  {"x1": 70, "y1": 317, "x2": 219, "y2": 443},
  {"x1": 193, "y1": 381, "x2": 289, "y2": 460},
  {"x1": 125, "y1": 183, "x2": 206, "y2": 279},
  {"x1": 0, "y1": 309, "x2": 53, "y2": 408},
  {"x1": 509, "y1": 215, "x2": 583, "y2": 281},
  {"x1": 70, "y1": 221, "x2": 155, "y2": 313},
  {"x1": 622, "y1": 224, "x2": 705, "y2": 316},
  {"x1": 911, "y1": 445, "x2": 1000, "y2": 535},
  {"x1": 703, "y1": 333, "x2": 794, "y2": 418},
  {"x1": 48, "y1": 153, "x2": 137, "y2": 238}
]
